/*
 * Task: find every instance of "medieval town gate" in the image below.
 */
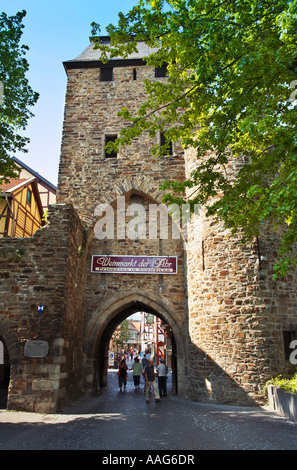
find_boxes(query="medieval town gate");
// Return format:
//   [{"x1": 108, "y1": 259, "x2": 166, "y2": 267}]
[{"x1": 1, "y1": 37, "x2": 297, "y2": 413}]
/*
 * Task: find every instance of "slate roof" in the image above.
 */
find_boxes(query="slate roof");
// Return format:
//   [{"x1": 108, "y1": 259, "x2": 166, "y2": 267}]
[{"x1": 72, "y1": 37, "x2": 159, "y2": 62}]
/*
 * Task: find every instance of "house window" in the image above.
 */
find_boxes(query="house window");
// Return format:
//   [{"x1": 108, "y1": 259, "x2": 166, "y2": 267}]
[
  {"x1": 133, "y1": 68, "x2": 137, "y2": 80},
  {"x1": 27, "y1": 188, "x2": 32, "y2": 206},
  {"x1": 283, "y1": 331, "x2": 297, "y2": 360},
  {"x1": 160, "y1": 132, "x2": 173, "y2": 155},
  {"x1": 155, "y1": 64, "x2": 167, "y2": 78},
  {"x1": 105, "y1": 135, "x2": 118, "y2": 158},
  {"x1": 100, "y1": 67, "x2": 113, "y2": 82}
]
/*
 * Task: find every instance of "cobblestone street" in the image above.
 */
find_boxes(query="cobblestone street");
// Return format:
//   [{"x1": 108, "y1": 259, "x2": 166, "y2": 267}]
[{"x1": 1, "y1": 363, "x2": 297, "y2": 451}]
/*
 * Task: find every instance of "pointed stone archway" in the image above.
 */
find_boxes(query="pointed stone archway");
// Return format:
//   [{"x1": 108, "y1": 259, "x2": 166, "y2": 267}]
[
  {"x1": 0, "y1": 325, "x2": 21, "y2": 410},
  {"x1": 0, "y1": 337, "x2": 10, "y2": 408},
  {"x1": 83, "y1": 292, "x2": 188, "y2": 398}
]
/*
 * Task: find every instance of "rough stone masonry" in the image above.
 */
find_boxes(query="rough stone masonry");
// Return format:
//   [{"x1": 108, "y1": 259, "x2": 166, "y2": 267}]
[{"x1": 0, "y1": 37, "x2": 297, "y2": 412}]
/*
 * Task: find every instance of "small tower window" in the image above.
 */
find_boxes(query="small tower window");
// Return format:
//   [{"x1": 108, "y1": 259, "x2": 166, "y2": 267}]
[
  {"x1": 160, "y1": 132, "x2": 173, "y2": 155},
  {"x1": 105, "y1": 135, "x2": 118, "y2": 158},
  {"x1": 283, "y1": 331, "x2": 297, "y2": 360},
  {"x1": 100, "y1": 67, "x2": 113, "y2": 82},
  {"x1": 155, "y1": 64, "x2": 168, "y2": 78},
  {"x1": 133, "y1": 68, "x2": 137, "y2": 80}
]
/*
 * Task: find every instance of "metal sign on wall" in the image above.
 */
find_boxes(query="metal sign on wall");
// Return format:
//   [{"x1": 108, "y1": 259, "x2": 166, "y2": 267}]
[
  {"x1": 91, "y1": 255, "x2": 178, "y2": 274},
  {"x1": 24, "y1": 340, "x2": 49, "y2": 358},
  {"x1": 146, "y1": 314, "x2": 155, "y2": 324}
]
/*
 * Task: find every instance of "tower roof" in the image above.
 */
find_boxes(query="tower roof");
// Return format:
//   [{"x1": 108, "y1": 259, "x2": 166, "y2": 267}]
[
  {"x1": 63, "y1": 36, "x2": 159, "y2": 71},
  {"x1": 76, "y1": 37, "x2": 159, "y2": 61}
]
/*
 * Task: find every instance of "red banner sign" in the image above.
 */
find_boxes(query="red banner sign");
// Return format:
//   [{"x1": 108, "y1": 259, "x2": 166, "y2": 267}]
[{"x1": 91, "y1": 255, "x2": 177, "y2": 274}]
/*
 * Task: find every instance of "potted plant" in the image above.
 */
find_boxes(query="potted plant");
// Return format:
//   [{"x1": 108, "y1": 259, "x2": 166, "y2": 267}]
[{"x1": 265, "y1": 373, "x2": 297, "y2": 422}]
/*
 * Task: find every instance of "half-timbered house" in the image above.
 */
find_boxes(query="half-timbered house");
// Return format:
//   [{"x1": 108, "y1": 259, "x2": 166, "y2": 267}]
[{"x1": 0, "y1": 177, "x2": 45, "y2": 238}]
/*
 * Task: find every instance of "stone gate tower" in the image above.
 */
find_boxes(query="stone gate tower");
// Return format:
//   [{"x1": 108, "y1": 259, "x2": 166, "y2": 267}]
[
  {"x1": 1, "y1": 37, "x2": 297, "y2": 413},
  {"x1": 58, "y1": 37, "x2": 189, "y2": 400},
  {"x1": 57, "y1": 36, "x2": 297, "y2": 405}
]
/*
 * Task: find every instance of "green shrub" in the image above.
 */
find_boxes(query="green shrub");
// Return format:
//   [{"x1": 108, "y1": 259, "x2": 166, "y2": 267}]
[{"x1": 264, "y1": 372, "x2": 297, "y2": 395}]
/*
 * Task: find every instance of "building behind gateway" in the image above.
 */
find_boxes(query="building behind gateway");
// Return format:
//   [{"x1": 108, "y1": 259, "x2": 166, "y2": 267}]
[{"x1": 0, "y1": 37, "x2": 297, "y2": 413}]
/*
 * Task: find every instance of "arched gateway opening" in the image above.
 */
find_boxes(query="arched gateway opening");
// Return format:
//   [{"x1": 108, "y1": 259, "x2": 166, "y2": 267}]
[
  {"x1": 82, "y1": 187, "x2": 189, "y2": 401},
  {"x1": 84, "y1": 294, "x2": 187, "y2": 398},
  {"x1": 0, "y1": 337, "x2": 10, "y2": 409}
]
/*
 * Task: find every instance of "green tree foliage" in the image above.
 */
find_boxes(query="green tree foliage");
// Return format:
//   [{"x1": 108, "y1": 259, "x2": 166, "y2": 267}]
[
  {"x1": 0, "y1": 10, "x2": 39, "y2": 184},
  {"x1": 91, "y1": 0, "x2": 297, "y2": 278},
  {"x1": 119, "y1": 319, "x2": 130, "y2": 343}
]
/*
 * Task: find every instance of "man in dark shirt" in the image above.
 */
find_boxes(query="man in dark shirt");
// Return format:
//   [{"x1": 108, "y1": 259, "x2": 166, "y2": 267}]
[
  {"x1": 144, "y1": 358, "x2": 161, "y2": 403},
  {"x1": 141, "y1": 354, "x2": 147, "y2": 368}
]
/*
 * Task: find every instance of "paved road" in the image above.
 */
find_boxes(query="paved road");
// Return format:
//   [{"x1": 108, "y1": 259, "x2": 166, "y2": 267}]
[{"x1": 1, "y1": 362, "x2": 297, "y2": 451}]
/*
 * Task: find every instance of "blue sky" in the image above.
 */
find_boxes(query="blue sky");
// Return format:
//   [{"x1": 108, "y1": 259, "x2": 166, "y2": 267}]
[{"x1": 3, "y1": 0, "x2": 138, "y2": 185}]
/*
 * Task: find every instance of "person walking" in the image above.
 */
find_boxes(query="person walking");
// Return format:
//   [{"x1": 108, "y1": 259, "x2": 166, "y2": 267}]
[
  {"x1": 130, "y1": 357, "x2": 142, "y2": 391},
  {"x1": 141, "y1": 353, "x2": 147, "y2": 369},
  {"x1": 156, "y1": 357, "x2": 168, "y2": 397},
  {"x1": 144, "y1": 358, "x2": 160, "y2": 403},
  {"x1": 118, "y1": 358, "x2": 128, "y2": 392}
]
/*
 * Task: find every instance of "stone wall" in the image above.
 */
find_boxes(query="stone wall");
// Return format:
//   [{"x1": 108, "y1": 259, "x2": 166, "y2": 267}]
[
  {"x1": 185, "y1": 147, "x2": 297, "y2": 404},
  {"x1": 57, "y1": 64, "x2": 185, "y2": 224},
  {"x1": 0, "y1": 204, "x2": 84, "y2": 412}
]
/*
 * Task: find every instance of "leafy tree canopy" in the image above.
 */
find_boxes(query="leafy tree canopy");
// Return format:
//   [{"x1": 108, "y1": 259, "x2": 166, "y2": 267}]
[
  {"x1": 119, "y1": 319, "x2": 130, "y2": 343},
  {"x1": 91, "y1": 0, "x2": 297, "y2": 278},
  {"x1": 0, "y1": 10, "x2": 39, "y2": 184}
]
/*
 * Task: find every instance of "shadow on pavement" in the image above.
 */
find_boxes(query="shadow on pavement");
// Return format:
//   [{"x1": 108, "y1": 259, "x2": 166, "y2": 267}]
[{"x1": 1, "y1": 363, "x2": 297, "y2": 450}]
